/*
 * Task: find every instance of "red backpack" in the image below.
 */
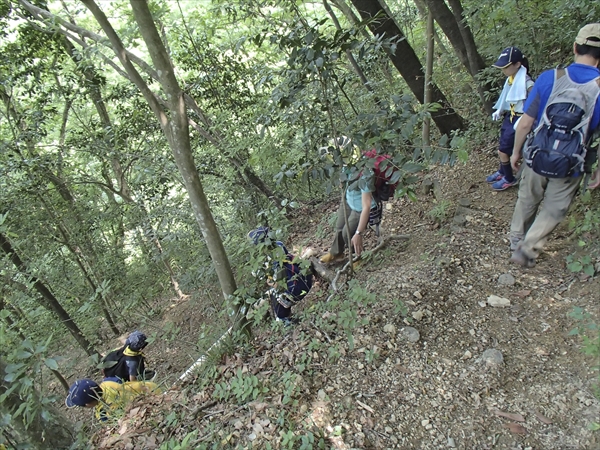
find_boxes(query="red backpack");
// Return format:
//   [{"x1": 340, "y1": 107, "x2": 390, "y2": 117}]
[{"x1": 363, "y1": 149, "x2": 400, "y2": 201}]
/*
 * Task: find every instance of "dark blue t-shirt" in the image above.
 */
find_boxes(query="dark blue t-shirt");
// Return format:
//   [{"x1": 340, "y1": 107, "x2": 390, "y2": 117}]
[{"x1": 524, "y1": 63, "x2": 600, "y2": 135}]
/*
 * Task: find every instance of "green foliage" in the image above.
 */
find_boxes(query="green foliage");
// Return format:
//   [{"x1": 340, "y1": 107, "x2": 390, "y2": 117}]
[
  {"x1": 0, "y1": 333, "x2": 67, "y2": 442},
  {"x1": 213, "y1": 368, "x2": 268, "y2": 404},
  {"x1": 159, "y1": 430, "x2": 199, "y2": 450},
  {"x1": 566, "y1": 191, "x2": 600, "y2": 278},
  {"x1": 427, "y1": 200, "x2": 452, "y2": 223},
  {"x1": 568, "y1": 307, "x2": 600, "y2": 402}
]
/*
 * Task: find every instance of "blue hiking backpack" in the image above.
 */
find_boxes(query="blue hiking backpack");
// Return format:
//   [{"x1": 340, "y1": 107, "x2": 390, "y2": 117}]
[{"x1": 526, "y1": 68, "x2": 600, "y2": 178}]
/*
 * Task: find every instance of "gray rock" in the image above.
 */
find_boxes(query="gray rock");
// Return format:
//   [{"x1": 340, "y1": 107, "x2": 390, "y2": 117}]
[
  {"x1": 482, "y1": 348, "x2": 503, "y2": 365},
  {"x1": 447, "y1": 437, "x2": 456, "y2": 448},
  {"x1": 455, "y1": 206, "x2": 474, "y2": 216},
  {"x1": 421, "y1": 179, "x2": 434, "y2": 195},
  {"x1": 401, "y1": 327, "x2": 420, "y2": 342},
  {"x1": 498, "y1": 273, "x2": 516, "y2": 286},
  {"x1": 487, "y1": 295, "x2": 510, "y2": 307},
  {"x1": 453, "y1": 215, "x2": 466, "y2": 226},
  {"x1": 458, "y1": 198, "x2": 471, "y2": 207}
]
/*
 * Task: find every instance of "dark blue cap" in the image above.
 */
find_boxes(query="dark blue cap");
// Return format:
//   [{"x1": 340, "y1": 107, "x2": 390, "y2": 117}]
[
  {"x1": 492, "y1": 47, "x2": 524, "y2": 68},
  {"x1": 125, "y1": 330, "x2": 147, "y2": 351},
  {"x1": 65, "y1": 379, "x2": 101, "y2": 407}
]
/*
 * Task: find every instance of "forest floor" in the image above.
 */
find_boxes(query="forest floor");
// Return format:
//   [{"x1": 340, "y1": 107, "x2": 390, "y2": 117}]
[{"x1": 80, "y1": 146, "x2": 600, "y2": 450}]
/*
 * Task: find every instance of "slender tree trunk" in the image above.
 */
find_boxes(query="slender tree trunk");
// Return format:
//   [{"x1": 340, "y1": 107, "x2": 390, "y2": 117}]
[
  {"x1": 422, "y1": 11, "x2": 434, "y2": 148},
  {"x1": 349, "y1": 0, "x2": 464, "y2": 135},
  {"x1": 413, "y1": 0, "x2": 449, "y2": 54},
  {"x1": 0, "y1": 233, "x2": 97, "y2": 355},
  {"x1": 323, "y1": 0, "x2": 377, "y2": 97},
  {"x1": 79, "y1": 0, "x2": 247, "y2": 332},
  {"x1": 422, "y1": 0, "x2": 494, "y2": 113}
]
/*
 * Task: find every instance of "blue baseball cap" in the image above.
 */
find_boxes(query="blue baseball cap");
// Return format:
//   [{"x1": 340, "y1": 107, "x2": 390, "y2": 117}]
[
  {"x1": 247, "y1": 226, "x2": 270, "y2": 245},
  {"x1": 492, "y1": 47, "x2": 524, "y2": 68},
  {"x1": 65, "y1": 379, "x2": 101, "y2": 407},
  {"x1": 125, "y1": 330, "x2": 147, "y2": 351}
]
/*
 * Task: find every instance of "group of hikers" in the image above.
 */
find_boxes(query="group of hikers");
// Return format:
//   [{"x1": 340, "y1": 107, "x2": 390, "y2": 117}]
[
  {"x1": 248, "y1": 22, "x2": 600, "y2": 321},
  {"x1": 67, "y1": 22, "x2": 600, "y2": 420},
  {"x1": 66, "y1": 331, "x2": 160, "y2": 420}
]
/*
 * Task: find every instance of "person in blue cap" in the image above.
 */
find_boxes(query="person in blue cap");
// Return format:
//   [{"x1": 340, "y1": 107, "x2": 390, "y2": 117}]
[
  {"x1": 100, "y1": 331, "x2": 155, "y2": 382},
  {"x1": 65, "y1": 378, "x2": 160, "y2": 421},
  {"x1": 247, "y1": 227, "x2": 313, "y2": 325},
  {"x1": 487, "y1": 46, "x2": 534, "y2": 191}
]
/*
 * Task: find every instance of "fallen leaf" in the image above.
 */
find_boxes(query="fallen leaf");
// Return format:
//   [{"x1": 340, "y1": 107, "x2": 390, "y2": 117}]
[
  {"x1": 128, "y1": 407, "x2": 140, "y2": 417},
  {"x1": 493, "y1": 410, "x2": 525, "y2": 422},
  {"x1": 534, "y1": 410, "x2": 553, "y2": 424},
  {"x1": 514, "y1": 290, "x2": 531, "y2": 298},
  {"x1": 504, "y1": 422, "x2": 527, "y2": 435}
]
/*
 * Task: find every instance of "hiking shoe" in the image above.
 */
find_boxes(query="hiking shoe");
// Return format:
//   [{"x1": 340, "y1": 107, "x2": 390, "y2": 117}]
[
  {"x1": 509, "y1": 248, "x2": 536, "y2": 268},
  {"x1": 320, "y1": 252, "x2": 345, "y2": 264},
  {"x1": 486, "y1": 171, "x2": 503, "y2": 183},
  {"x1": 491, "y1": 177, "x2": 518, "y2": 191}
]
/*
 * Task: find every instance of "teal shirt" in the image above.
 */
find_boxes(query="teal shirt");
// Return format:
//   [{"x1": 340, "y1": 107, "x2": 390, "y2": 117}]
[{"x1": 346, "y1": 176, "x2": 376, "y2": 212}]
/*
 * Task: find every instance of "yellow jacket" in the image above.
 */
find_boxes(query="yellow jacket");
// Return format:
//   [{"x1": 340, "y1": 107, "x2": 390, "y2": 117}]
[{"x1": 95, "y1": 380, "x2": 160, "y2": 421}]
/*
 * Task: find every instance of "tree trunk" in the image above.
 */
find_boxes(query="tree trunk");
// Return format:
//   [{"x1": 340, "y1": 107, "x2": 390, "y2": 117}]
[
  {"x1": 0, "y1": 233, "x2": 97, "y2": 356},
  {"x1": 349, "y1": 0, "x2": 464, "y2": 135},
  {"x1": 422, "y1": 11, "x2": 434, "y2": 148},
  {"x1": 79, "y1": 0, "x2": 248, "y2": 332},
  {"x1": 422, "y1": 0, "x2": 494, "y2": 113}
]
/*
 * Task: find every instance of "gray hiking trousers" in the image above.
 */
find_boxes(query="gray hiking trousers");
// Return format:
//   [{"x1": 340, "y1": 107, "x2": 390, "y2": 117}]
[
  {"x1": 330, "y1": 197, "x2": 361, "y2": 256},
  {"x1": 509, "y1": 164, "x2": 581, "y2": 257}
]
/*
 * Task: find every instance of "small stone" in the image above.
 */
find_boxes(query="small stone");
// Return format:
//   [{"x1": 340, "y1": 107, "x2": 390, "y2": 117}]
[
  {"x1": 497, "y1": 273, "x2": 516, "y2": 286},
  {"x1": 482, "y1": 348, "x2": 503, "y2": 365},
  {"x1": 458, "y1": 198, "x2": 471, "y2": 207},
  {"x1": 462, "y1": 350, "x2": 472, "y2": 359},
  {"x1": 401, "y1": 327, "x2": 420, "y2": 342},
  {"x1": 384, "y1": 324, "x2": 396, "y2": 334},
  {"x1": 413, "y1": 291, "x2": 423, "y2": 299},
  {"x1": 412, "y1": 310, "x2": 424, "y2": 321},
  {"x1": 317, "y1": 389, "x2": 327, "y2": 400},
  {"x1": 487, "y1": 295, "x2": 511, "y2": 307},
  {"x1": 248, "y1": 433, "x2": 257, "y2": 441},
  {"x1": 453, "y1": 215, "x2": 466, "y2": 226},
  {"x1": 385, "y1": 203, "x2": 393, "y2": 211},
  {"x1": 421, "y1": 419, "x2": 430, "y2": 427},
  {"x1": 435, "y1": 257, "x2": 451, "y2": 267},
  {"x1": 447, "y1": 437, "x2": 456, "y2": 447}
]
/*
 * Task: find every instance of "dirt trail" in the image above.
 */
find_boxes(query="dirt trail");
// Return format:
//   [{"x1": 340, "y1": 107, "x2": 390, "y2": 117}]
[{"x1": 89, "y1": 148, "x2": 599, "y2": 449}]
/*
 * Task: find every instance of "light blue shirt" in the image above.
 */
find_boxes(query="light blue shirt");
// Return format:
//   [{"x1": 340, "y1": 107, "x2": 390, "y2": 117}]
[{"x1": 346, "y1": 177, "x2": 376, "y2": 212}]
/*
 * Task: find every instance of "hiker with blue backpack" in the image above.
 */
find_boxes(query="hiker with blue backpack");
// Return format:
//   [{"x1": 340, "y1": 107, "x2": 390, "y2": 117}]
[
  {"x1": 508, "y1": 23, "x2": 600, "y2": 267},
  {"x1": 487, "y1": 46, "x2": 535, "y2": 191},
  {"x1": 248, "y1": 227, "x2": 313, "y2": 325}
]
